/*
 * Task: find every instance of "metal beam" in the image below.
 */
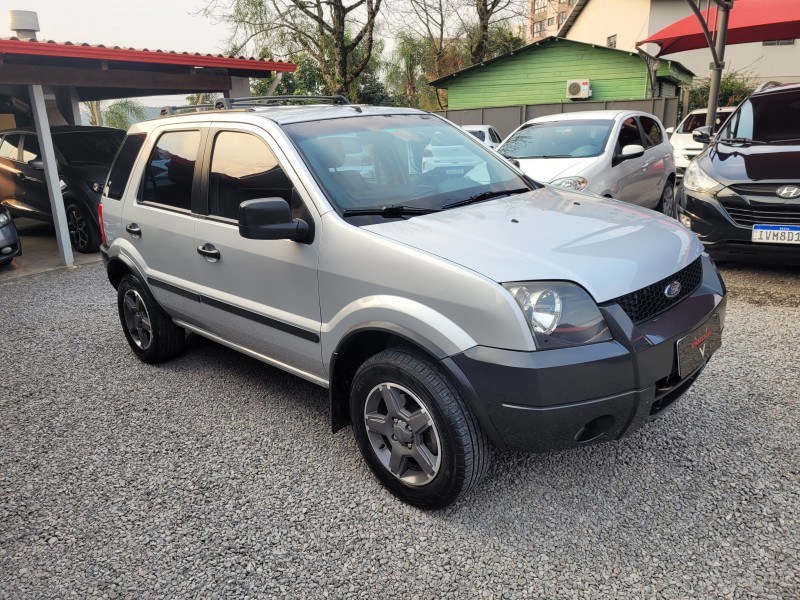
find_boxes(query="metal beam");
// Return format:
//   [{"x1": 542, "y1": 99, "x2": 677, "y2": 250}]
[{"x1": 28, "y1": 84, "x2": 73, "y2": 267}]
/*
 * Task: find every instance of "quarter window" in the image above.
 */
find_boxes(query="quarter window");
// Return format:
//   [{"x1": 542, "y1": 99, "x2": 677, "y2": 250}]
[
  {"x1": 208, "y1": 131, "x2": 293, "y2": 220},
  {"x1": 639, "y1": 116, "x2": 663, "y2": 148},
  {"x1": 0, "y1": 134, "x2": 21, "y2": 160},
  {"x1": 141, "y1": 130, "x2": 201, "y2": 211}
]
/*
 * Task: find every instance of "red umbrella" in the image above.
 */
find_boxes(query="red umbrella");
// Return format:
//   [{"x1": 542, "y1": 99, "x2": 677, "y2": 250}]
[{"x1": 638, "y1": 0, "x2": 800, "y2": 56}]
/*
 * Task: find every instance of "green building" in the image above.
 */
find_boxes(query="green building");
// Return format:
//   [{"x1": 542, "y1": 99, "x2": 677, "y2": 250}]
[{"x1": 429, "y1": 37, "x2": 693, "y2": 110}]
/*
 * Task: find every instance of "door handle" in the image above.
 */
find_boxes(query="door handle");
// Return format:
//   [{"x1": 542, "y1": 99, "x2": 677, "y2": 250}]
[
  {"x1": 125, "y1": 223, "x2": 142, "y2": 238},
  {"x1": 13, "y1": 172, "x2": 26, "y2": 181},
  {"x1": 197, "y1": 243, "x2": 221, "y2": 262}
]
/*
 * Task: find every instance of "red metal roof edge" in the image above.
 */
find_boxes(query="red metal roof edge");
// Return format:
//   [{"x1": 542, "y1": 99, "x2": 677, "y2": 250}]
[{"x1": 0, "y1": 37, "x2": 296, "y2": 73}]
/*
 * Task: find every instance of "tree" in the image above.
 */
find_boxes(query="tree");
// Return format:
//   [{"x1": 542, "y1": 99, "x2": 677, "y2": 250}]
[
  {"x1": 203, "y1": 0, "x2": 382, "y2": 96},
  {"x1": 83, "y1": 99, "x2": 147, "y2": 129},
  {"x1": 689, "y1": 71, "x2": 756, "y2": 112},
  {"x1": 186, "y1": 93, "x2": 220, "y2": 105}
]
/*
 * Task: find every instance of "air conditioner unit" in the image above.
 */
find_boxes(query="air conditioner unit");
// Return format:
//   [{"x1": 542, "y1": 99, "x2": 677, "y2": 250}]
[{"x1": 566, "y1": 79, "x2": 592, "y2": 99}]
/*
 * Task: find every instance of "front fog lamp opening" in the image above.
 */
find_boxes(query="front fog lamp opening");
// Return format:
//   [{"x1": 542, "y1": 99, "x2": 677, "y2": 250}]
[{"x1": 679, "y1": 214, "x2": 692, "y2": 229}]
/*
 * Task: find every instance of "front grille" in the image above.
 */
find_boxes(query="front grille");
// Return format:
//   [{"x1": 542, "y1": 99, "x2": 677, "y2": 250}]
[
  {"x1": 611, "y1": 258, "x2": 703, "y2": 324},
  {"x1": 729, "y1": 183, "x2": 793, "y2": 197},
  {"x1": 719, "y1": 200, "x2": 800, "y2": 227}
]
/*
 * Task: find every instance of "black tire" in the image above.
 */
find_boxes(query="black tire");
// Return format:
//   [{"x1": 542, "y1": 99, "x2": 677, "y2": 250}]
[
  {"x1": 65, "y1": 202, "x2": 100, "y2": 253},
  {"x1": 350, "y1": 348, "x2": 490, "y2": 509},
  {"x1": 0, "y1": 256, "x2": 12, "y2": 267},
  {"x1": 117, "y1": 274, "x2": 185, "y2": 364},
  {"x1": 657, "y1": 180, "x2": 677, "y2": 218}
]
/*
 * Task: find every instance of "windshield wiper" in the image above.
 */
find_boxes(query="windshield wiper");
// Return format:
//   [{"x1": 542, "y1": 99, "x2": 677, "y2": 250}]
[
  {"x1": 442, "y1": 188, "x2": 529, "y2": 210},
  {"x1": 505, "y1": 154, "x2": 573, "y2": 159},
  {"x1": 341, "y1": 205, "x2": 441, "y2": 218},
  {"x1": 719, "y1": 137, "x2": 766, "y2": 145}
]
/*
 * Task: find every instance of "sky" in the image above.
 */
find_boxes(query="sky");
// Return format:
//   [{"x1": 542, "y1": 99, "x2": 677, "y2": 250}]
[
  {"x1": 12, "y1": 0, "x2": 231, "y2": 55},
  {"x1": 8, "y1": 0, "x2": 235, "y2": 105}
]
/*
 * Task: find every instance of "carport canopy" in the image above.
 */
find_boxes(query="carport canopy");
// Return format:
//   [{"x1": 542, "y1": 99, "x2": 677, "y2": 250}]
[{"x1": 0, "y1": 37, "x2": 296, "y2": 266}]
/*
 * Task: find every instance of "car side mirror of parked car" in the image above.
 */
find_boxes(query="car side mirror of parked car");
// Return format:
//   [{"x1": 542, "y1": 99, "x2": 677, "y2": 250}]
[
  {"x1": 665, "y1": 126, "x2": 675, "y2": 135},
  {"x1": 692, "y1": 126, "x2": 712, "y2": 144},
  {"x1": 239, "y1": 198, "x2": 311, "y2": 244},
  {"x1": 28, "y1": 159, "x2": 44, "y2": 170},
  {"x1": 618, "y1": 144, "x2": 645, "y2": 162}
]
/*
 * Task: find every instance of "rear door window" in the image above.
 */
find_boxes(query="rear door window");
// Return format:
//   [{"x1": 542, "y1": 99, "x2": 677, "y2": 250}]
[
  {"x1": 638, "y1": 116, "x2": 663, "y2": 148},
  {"x1": 617, "y1": 117, "x2": 644, "y2": 150},
  {"x1": 140, "y1": 130, "x2": 202, "y2": 211},
  {"x1": 21, "y1": 135, "x2": 41, "y2": 162}
]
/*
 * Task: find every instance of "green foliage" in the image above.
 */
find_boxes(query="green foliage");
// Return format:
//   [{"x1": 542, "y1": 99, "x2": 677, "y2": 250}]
[
  {"x1": 689, "y1": 71, "x2": 756, "y2": 111},
  {"x1": 103, "y1": 99, "x2": 147, "y2": 130},
  {"x1": 185, "y1": 93, "x2": 219, "y2": 105}
]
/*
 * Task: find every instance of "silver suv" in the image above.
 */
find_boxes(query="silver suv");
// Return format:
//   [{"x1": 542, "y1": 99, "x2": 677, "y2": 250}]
[{"x1": 100, "y1": 97, "x2": 726, "y2": 508}]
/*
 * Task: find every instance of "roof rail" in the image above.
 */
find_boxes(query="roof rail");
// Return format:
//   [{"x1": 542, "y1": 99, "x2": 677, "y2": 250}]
[
  {"x1": 754, "y1": 81, "x2": 783, "y2": 93},
  {"x1": 214, "y1": 95, "x2": 350, "y2": 109},
  {"x1": 160, "y1": 103, "x2": 215, "y2": 116}
]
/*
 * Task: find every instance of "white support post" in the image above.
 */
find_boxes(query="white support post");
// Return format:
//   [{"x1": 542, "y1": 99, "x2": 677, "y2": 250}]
[{"x1": 29, "y1": 84, "x2": 73, "y2": 267}]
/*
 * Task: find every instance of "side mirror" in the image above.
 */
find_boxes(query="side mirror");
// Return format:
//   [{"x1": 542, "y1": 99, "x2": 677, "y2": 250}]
[
  {"x1": 239, "y1": 198, "x2": 311, "y2": 243},
  {"x1": 28, "y1": 159, "x2": 44, "y2": 170},
  {"x1": 665, "y1": 126, "x2": 675, "y2": 135},
  {"x1": 692, "y1": 126, "x2": 712, "y2": 144},
  {"x1": 619, "y1": 144, "x2": 645, "y2": 160}
]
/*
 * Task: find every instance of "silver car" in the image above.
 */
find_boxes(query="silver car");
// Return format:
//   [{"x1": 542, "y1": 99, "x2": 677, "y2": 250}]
[
  {"x1": 100, "y1": 100, "x2": 725, "y2": 508},
  {"x1": 498, "y1": 110, "x2": 678, "y2": 217}
]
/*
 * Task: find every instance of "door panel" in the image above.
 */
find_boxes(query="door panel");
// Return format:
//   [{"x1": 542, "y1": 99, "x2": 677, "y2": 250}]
[
  {"x1": 19, "y1": 135, "x2": 51, "y2": 217},
  {"x1": 610, "y1": 117, "x2": 649, "y2": 205},
  {"x1": 192, "y1": 126, "x2": 323, "y2": 378}
]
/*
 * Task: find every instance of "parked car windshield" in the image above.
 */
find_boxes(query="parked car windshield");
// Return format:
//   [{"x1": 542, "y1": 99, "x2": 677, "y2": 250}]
[
  {"x1": 499, "y1": 119, "x2": 613, "y2": 159},
  {"x1": 677, "y1": 110, "x2": 732, "y2": 133},
  {"x1": 54, "y1": 130, "x2": 125, "y2": 165},
  {"x1": 719, "y1": 90, "x2": 800, "y2": 143},
  {"x1": 284, "y1": 114, "x2": 530, "y2": 215}
]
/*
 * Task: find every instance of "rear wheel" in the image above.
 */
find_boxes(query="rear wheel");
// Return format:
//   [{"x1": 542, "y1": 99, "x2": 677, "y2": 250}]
[
  {"x1": 658, "y1": 181, "x2": 676, "y2": 218},
  {"x1": 66, "y1": 202, "x2": 100, "y2": 253},
  {"x1": 117, "y1": 274, "x2": 184, "y2": 364},
  {"x1": 350, "y1": 348, "x2": 490, "y2": 509}
]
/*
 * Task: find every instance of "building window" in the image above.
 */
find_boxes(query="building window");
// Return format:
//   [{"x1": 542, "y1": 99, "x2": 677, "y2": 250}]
[
  {"x1": 534, "y1": 0, "x2": 547, "y2": 12},
  {"x1": 547, "y1": 16, "x2": 555, "y2": 26},
  {"x1": 607, "y1": 34, "x2": 617, "y2": 48},
  {"x1": 558, "y1": 11, "x2": 567, "y2": 25},
  {"x1": 763, "y1": 39, "x2": 795, "y2": 46},
  {"x1": 533, "y1": 20, "x2": 546, "y2": 36}
]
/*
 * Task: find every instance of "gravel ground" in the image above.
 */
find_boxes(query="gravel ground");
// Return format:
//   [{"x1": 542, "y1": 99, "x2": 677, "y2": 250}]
[{"x1": 0, "y1": 261, "x2": 798, "y2": 599}]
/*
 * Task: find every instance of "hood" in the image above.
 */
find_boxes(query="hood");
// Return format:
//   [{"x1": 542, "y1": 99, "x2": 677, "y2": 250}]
[
  {"x1": 63, "y1": 163, "x2": 112, "y2": 183},
  {"x1": 514, "y1": 156, "x2": 599, "y2": 182},
  {"x1": 705, "y1": 141, "x2": 800, "y2": 183},
  {"x1": 669, "y1": 132, "x2": 703, "y2": 153},
  {"x1": 362, "y1": 187, "x2": 701, "y2": 303}
]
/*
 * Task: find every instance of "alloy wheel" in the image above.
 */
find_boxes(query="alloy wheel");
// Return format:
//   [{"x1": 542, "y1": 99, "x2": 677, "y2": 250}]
[
  {"x1": 363, "y1": 382, "x2": 442, "y2": 486},
  {"x1": 122, "y1": 289, "x2": 153, "y2": 350},
  {"x1": 66, "y1": 206, "x2": 89, "y2": 250}
]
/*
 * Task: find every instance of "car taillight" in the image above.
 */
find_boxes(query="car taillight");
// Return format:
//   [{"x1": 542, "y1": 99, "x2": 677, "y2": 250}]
[{"x1": 98, "y1": 202, "x2": 106, "y2": 246}]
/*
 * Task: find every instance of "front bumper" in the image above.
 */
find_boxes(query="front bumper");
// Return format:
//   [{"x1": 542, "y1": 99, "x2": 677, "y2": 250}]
[
  {"x1": 0, "y1": 220, "x2": 22, "y2": 261},
  {"x1": 442, "y1": 255, "x2": 726, "y2": 452},
  {"x1": 679, "y1": 187, "x2": 800, "y2": 262}
]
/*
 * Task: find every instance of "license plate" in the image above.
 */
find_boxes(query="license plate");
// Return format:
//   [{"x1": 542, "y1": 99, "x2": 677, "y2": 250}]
[
  {"x1": 677, "y1": 314, "x2": 722, "y2": 378},
  {"x1": 751, "y1": 225, "x2": 800, "y2": 245}
]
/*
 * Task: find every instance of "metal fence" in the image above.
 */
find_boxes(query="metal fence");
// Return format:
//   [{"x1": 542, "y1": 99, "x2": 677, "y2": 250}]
[{"x1": 436, "y1": 98, "x2": 680, "y2": 139}]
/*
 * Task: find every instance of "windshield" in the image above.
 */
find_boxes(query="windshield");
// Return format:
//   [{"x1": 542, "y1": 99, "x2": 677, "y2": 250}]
[
  {"x1": 677, "y1": 110, "x2": 732, "y2": 133},
  {"x1": 499, "y1": 119, "x2": 613, "y2": 159},
  {"x1": 719, "y1": 90, "x2": 800, "y2": 143},
  {"x1": 284, "y1": 114, "x2": 530, "y2": 215},
  {"x1": 54, "y1": 130, "x2": 125, "y2": 165}
]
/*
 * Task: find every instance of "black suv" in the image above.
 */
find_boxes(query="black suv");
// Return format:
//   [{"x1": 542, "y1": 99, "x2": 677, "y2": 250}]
[
  {"x1": 0, "y1": 126, "x2": 124, "y2": 252},
  {"x1": 678, "y1": 82, "x2": 800, "y2": 262}
]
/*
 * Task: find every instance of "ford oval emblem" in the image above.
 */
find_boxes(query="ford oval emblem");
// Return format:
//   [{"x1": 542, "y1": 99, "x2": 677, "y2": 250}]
[
  {"x1": 776, "y1": 186, "x2": 800, "y2": 199},
  {"x1": 664, "y1": 280, "x2": 682, "y2": 299}
]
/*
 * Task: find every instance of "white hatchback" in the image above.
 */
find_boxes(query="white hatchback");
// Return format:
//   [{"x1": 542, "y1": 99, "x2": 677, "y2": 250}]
[
  {"x1": 666, "y1": 107, "x2": 735, "y2": 175},
  {"x1": 497, "y1": 110, "x2": 677, "y2": 217}
]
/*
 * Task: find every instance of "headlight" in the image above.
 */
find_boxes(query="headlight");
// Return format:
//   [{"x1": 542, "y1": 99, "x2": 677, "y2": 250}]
[
  {"x1": 683, "y1": 161, "x2": 720, "y2": 193},
  {"x1": 0, "y1": 210, "x2": 10, "y2": 226},
  {"x1": 550, "y1": 177, "x2": 588, "y2": 191},
  {"x1": 87, "y1": 181, "x2": 104, "y2": 194},
  {"x1": 503, "y1": 282, "x2": 613, "y2": 350}
]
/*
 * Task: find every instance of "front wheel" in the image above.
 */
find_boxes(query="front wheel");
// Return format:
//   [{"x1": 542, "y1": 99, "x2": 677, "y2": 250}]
[
  {"x1": 658, "y1": 181, "x2": 677, "y2": 218},
  {"x1": 117, "y1": 274, "x2": 185, "y2": 364},
  {"x1": 350, "y1": 348, "x2": 490, "y2": 509}
]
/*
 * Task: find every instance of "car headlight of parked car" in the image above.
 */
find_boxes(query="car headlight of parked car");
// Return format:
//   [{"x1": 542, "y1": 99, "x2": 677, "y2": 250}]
[
  {"x1": 503, "y1": 282, "x2": 613, "y2": 350},
  {"x1": 0, "y1": 209, "x2": 10, "y2": 227},
  {"x1": 683, "y1": 161, "x2": 721, "y2": 193},
  {"x1": 550, "y1": 176, "x2": 588, "y2": 191},
  {"x1": 86, "y1": 181, "x2": 104, "y2": 194}
]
